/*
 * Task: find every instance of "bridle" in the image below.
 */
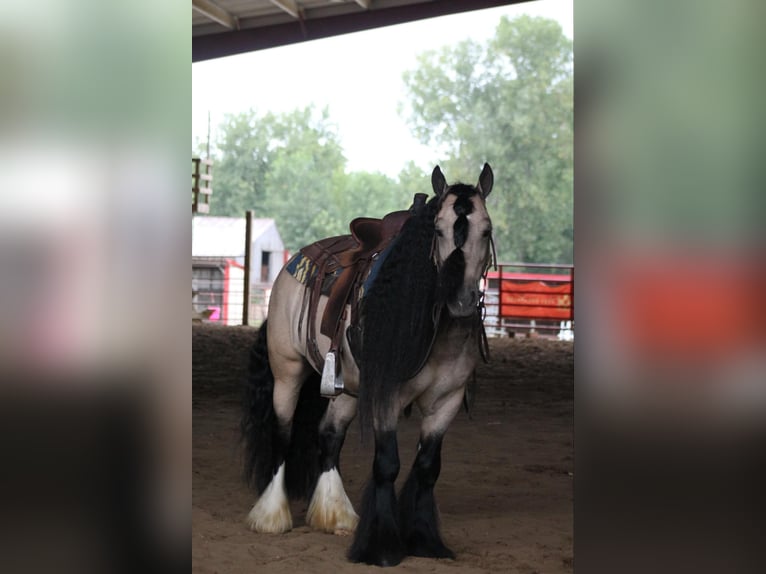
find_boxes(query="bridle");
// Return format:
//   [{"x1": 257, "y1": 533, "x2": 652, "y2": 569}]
[
  {"x1": 430, "y1": 190, "x2": 497, "y2": 299},
  {"x1": 427, "y1": 189, "x2": 495, "y2": 362}
]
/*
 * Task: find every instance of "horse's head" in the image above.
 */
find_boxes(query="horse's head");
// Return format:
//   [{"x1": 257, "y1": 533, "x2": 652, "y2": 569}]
[{"x1": 431, "y1": 163, "x2": 494, "y2": 318}]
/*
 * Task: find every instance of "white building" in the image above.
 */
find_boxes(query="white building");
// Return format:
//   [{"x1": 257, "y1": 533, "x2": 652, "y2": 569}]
[{"x1": 192, "y1": 216, "x2": 286, "y2": 325}]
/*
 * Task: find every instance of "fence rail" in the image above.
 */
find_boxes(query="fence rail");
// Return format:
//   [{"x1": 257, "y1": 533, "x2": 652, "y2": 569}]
[
  {"x1": 192, "y1": 264, "x2": 270, "y2": 327},
  {"x1": 193, "y1": 257, "x2": 575, "y2": 340},
  {"x1": 484, "y1": 263, "x2": 574, "y2": 339}
]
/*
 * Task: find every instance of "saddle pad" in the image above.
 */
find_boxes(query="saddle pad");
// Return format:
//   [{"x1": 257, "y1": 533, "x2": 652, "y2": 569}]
[
  {"x1": 285, "y1": 252, "x2": 341, "y2": 296},
  {"x1": 285, "y1": 237, "x2": 397, "y2": 306},
  {"x1": 356, "y1": 238, "x2": 398, "y2": 302}
]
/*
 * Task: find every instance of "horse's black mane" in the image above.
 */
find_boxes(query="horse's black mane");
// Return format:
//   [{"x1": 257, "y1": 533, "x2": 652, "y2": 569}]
[
  {"x1": 357, "y1": 186, "x2": 480, "y2": 436},
  {"x1": 357, "y1": 196, "x2": 438, "y2": 437}
]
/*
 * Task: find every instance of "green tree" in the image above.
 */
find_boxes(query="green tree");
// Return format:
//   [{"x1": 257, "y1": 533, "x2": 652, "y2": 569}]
[
  {"x1": 208, "y1": 109, "x2": 273, "y2": 216},
  {"x1": 258, "y1": 107, "x2": 347, "y2": 251},
  {"x1": 202, "y1": 106, "x2": 350, "y2": 250},
  {"x1": 204, "y1": 106, "x2": 427, "y2": 252},
  {"x1": 336, "y1": 170, "x2": 405, "y2": 223},
  {"x1": 402, "y1": 15, "x2": 573, "y2": 263},
  {"x1": 396, "y1": 161, "x2": 430, "y2": 203}
]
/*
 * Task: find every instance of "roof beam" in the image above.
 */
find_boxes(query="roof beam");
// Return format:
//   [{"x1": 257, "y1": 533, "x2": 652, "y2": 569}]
[
  {"x1": 192, "y1": 0, "x2": 239, "y2": 30},
  {"x1": 270, "y1": 0, "x2": 301, "y2": 19},
  {"x1": 194, "y1": 0, "x2": 530, "y2": 62},
  {"x1": 354, "y1": 0, "x2": 371, "y2": 9}
]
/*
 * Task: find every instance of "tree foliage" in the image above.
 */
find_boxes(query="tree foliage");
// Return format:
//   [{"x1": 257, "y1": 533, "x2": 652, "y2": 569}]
[
  {"x1": 201, "y1": 107, "x2": 398, "y2": 252},
  {"x1": 402, "y1": 15, "x2": 573, "y2": 263},
  {"x1": 258, "y1": 107, "x2": 347, "y2": 250},
  {"x1": 202, "y1": 106, "x2": 420, "y2": 252},
  {"x1": 195, "y1": 16, "x2": 572, "y2": 263},
  {"x1": 208, "y1": 109, "x2": 273, "y2": 217}
]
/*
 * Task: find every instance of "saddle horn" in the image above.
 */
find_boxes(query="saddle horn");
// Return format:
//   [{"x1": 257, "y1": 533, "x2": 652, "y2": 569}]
[{"x1": 411, "y1": 193, "x2": 428, "y2": 215}]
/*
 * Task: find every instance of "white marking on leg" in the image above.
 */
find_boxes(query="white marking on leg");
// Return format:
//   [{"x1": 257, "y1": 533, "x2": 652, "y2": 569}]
[
  {"x1": 307, "y1": 468, "x2": 359, "y2": 535},
  {"x1": 246, "y1": 463, "x2": 292, "y2": 533}
]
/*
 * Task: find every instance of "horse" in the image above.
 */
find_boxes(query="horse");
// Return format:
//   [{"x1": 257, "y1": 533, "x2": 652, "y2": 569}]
[{"x1": 241, "y1": 163, "x2": 495, "y2": 566}]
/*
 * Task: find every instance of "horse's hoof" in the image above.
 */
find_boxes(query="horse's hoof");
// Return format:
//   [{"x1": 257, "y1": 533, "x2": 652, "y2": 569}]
[
  {"x1": 407, "y1": 533, "x2": 455, "y2": 560},
  {"x1": 246, "y1": 497, "x2": 292, "y2": 533},
  {"x1": 379, "y1": 555, "x2": 404, "y2": 567},
  {"x1": 413, "y1": 546, "x2": 455, "y2": 560},
  {"x1": 349, "y1": 549, "x2": 405, "y2": 567},
  {"x1": 348, "y1": 537, "x2": 406, "y2": 567},
  {"x1": 306, "y1": 501, "x2": 358, "y2": 534},
  {"x1": 245, "y1": 510, "x2": 292, "y2": 533},
  {"x1": 408, "y1": 538, "x2": 455, "y2": 560},
  {"x1": 306, "y1": 468, "x2": 359, "y2": 534},
  {"x1": 307, "y1": 509, "x2": 358, "y2": 534},
  {"x1": 246, "y1": 463, "x2": 293, "y2": 533}
]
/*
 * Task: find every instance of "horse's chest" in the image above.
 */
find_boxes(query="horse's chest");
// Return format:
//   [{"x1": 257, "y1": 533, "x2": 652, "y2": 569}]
[{"x1": 425, "y1": 326, "x2": 479, "y2": 381}]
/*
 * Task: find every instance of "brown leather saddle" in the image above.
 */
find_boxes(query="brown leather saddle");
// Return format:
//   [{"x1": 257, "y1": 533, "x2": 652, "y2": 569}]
[{"x1": 298, "y1": 209, "x2": 411, "y2": 383}]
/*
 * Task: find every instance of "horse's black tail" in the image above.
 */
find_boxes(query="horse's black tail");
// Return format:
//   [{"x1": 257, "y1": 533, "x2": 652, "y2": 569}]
[
  {"x1": 241, "y1": 322, "x2": 277, "y2": 494},
  {"x1": 241, "y1": 320, "x2": 329, "y2": 499}
]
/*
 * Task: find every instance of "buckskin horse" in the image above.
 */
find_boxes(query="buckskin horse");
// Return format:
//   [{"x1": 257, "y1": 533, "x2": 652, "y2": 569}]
[{"x1": 241, "y1": 164, "x2": 495, "y2": 566}]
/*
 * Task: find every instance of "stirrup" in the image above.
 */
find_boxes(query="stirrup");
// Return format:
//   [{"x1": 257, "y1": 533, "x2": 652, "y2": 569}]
[{"x1": 320, "y1": 351, "x2": 344, "y2": 397}]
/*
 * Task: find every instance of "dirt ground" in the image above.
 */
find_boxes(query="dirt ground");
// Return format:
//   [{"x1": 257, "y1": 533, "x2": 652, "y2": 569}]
[{"x1": 193, "y1": 324, "x2": 573, "y2": 573}]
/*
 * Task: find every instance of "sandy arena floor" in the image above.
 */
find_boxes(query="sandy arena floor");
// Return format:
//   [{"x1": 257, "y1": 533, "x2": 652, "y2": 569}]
[{"x1": 193, "y1": 324, "x2": 573, "y2": 573}]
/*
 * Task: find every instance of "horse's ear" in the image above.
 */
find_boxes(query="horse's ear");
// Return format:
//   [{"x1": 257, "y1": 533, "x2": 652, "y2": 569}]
[
  {"x1": 431, "y1": 165, "x2": 447, "y2": 198},
  {"x1": 477, "y1": 163, "x2": 493, "y2": 199}
]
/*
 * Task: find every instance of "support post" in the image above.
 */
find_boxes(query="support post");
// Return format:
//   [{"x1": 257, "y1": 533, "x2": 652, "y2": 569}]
[{"x1": 243, "y1": 210, "x2": 253, "y2": 325}]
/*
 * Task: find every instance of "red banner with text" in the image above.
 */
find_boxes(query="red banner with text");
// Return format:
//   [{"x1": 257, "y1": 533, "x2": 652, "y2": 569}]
[{"x1": 500, "y1": 280, "x2": 573, "y2": 320}]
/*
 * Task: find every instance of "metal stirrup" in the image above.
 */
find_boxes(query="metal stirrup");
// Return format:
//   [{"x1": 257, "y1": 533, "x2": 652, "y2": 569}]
[{"x1": 320, "y1": 350, "x2": 344, "y2": 397}]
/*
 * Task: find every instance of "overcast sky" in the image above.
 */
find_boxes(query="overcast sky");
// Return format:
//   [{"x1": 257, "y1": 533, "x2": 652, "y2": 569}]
[{"x1": 192, "y1": 0, "x2": 573, "y2": 178}]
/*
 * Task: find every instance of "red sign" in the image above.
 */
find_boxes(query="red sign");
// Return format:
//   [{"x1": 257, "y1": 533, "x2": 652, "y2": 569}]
[{"x1": 500, "y1": 280, "x2": 573, "y2": 320}]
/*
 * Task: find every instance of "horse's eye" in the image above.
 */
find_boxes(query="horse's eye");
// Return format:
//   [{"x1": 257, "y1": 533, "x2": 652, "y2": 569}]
[
  {"x1": 482, "y1": 229, "x2": 492, "y2": 238},
  {"x1": 435, "y1": 229, "x2": 444, "y2": 237}
]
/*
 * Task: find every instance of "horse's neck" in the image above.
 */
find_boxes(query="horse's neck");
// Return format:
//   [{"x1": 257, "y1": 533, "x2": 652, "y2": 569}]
[{"x1": 433, "y1": 314, "x2": 481, "y2": 354}]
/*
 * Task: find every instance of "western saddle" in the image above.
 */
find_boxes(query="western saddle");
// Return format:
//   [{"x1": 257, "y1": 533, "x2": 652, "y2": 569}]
[{"x1": 298, "y1": 193, "x2": 428, "y2": 396}]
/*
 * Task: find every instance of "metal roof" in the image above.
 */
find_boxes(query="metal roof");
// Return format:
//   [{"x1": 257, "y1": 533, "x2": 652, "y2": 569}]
[
  {"x1": 192, "y1": 216, "x2": 282, "y2": 257},
  {"x1": 193, "y1": 0, "x2": 529, "y2": 61}
]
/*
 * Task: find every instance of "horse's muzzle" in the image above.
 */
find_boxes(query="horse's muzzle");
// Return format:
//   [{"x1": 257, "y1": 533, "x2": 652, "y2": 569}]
[{"x1": 446, "y1": 287, "x2": 480, "y2": 318}]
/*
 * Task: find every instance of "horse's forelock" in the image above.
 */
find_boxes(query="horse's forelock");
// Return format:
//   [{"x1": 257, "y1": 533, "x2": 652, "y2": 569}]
[{"x1": 438, "y1": 184, "x2": 481, "y2": 250}]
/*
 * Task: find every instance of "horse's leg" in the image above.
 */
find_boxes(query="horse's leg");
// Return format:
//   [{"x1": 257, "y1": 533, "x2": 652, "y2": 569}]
[
  {"x1": 306, "y1": 394, "x2": 359, "y2": 535},
  {"x1": 348, "y1": 412, "x2": 405, "y2": 566},
  {"x1": 398, "y1": 387, "x2": 464, "y2": 559},
  {"x1": 246, "y1": 349, "x2": 311, "y2": 534}
]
